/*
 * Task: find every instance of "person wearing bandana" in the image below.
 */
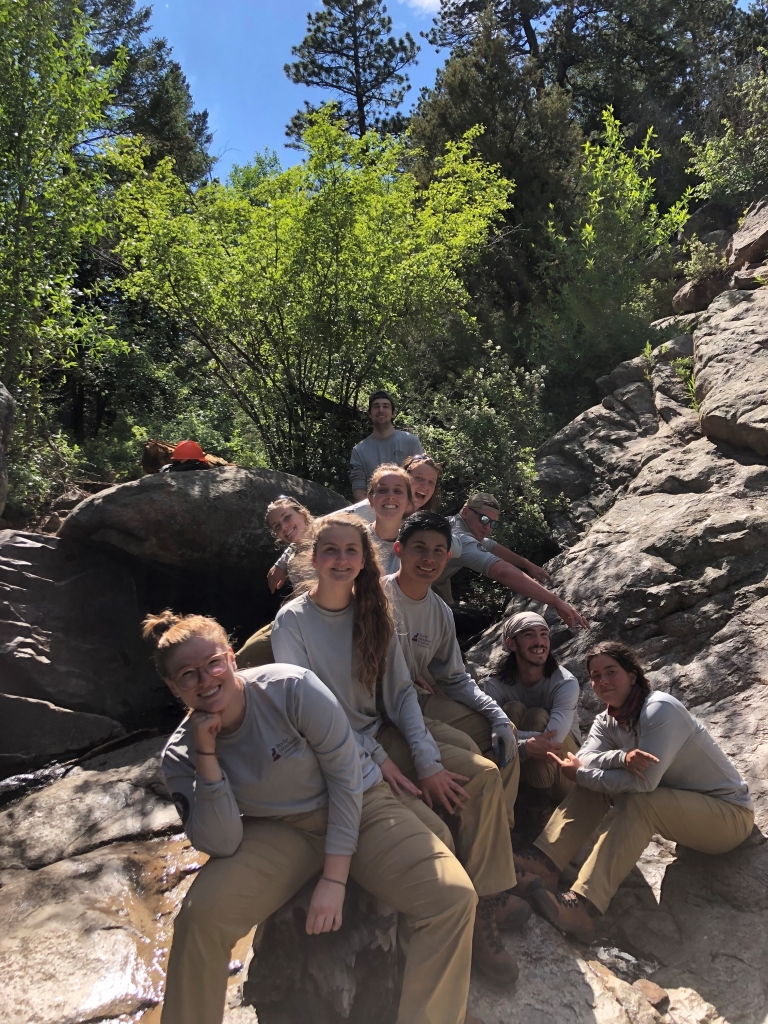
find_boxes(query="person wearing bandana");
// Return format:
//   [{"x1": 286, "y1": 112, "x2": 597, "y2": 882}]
[{"x1": 514, "y1": 641, "x2": 754, "y2": 942}]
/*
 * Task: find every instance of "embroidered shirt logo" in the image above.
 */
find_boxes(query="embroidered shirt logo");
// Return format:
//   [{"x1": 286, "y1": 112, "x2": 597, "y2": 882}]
[{"x1": 271, "y1": 736, "x2": 303, "y2": 761}]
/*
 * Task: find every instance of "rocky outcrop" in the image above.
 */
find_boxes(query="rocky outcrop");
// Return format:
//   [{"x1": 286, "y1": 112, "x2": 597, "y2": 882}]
[
  {"x1": 695, "y1": 288, "x2": 768, "y2": 456},
  {"x1": 725, "y1": 197, "x2": 768, "y2": 269},
  {"x1": 60, "y1": 467, "x2": 346, "y2": 582},
  {"x1": 672, "y1": 275, "x2": 728, "y2": 315},
  {"x1": 0, "y1": 381, "x2": 14, "y2": 518}
]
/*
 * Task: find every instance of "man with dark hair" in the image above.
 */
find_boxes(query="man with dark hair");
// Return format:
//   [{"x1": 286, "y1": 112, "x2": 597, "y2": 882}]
[
  {"x1": 382, "y1": 511, "x2": 522, "y2": 830},
  {"x1": 484, "y1": 612, "x2": 581, "y2": 807},
  {"x1": 349, "y1": 390, "x2": 423, "y2": 501},
  {"x1": 434, "y1": 492, "x2": 589, "y2": 632}
]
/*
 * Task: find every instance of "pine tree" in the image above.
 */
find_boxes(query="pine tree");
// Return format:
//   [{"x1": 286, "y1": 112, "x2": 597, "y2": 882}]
[{"x1": 285, "y1": 0, "x2": 418, "y2": 138}]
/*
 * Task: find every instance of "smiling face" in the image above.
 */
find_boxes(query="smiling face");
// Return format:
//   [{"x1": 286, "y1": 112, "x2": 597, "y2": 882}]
[
  {"x1": 312, "y1": 524, "x2": 365, "y2": 587},
  {"x1": 408, "y1": 464, "x2": 439, "y2": 510},
  {"x1": 267, "y1": 504, "x2": 308, "y2": 546},
  {"x1": 506, "y1": 625, "x2": 551, "y2": 668},
  {"x1": 588, "y1": 654, "x2": 636, "y2": 708},
  {"x1": 369, "y1": 397, "x2": 394, "y2": 427},
  {"x1": 396, "y1": 530, "x2": 451, "y2": 587},
  {"x1": 370, "y1": 473, "x2": 411, "y2": 522},
  {"x1": 164, "y1": 635, "x2": 239, "y2": 715},
  {"x1": 463, "y1": 505, "x2": 499, "y2": 542}
]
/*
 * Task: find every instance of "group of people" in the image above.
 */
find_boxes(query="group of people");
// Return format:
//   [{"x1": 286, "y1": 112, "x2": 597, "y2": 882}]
[{"x1": 149, "y1": 391, "x2": 754, "y2": 1024}]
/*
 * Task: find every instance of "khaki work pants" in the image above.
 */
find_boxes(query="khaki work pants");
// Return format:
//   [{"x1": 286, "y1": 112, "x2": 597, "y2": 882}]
[
  {"x1": 378, "y1": 719, "x2": 517, "y2": 896},
  {"x1": 418, "y1": 691, "x2": 521, "y2": 827},
  {"x1": 162, "y1": 782, "x2": 476, "y2": 1024},
  {"x1": 535, "y1": 785, "x2": 755, "y2": 914},
  {"x1": 504, "y1": 703, "x2": 579, "y2": 801},
  {"x1": 235, "y1": 621, "x2": 274, "y2": 670}
]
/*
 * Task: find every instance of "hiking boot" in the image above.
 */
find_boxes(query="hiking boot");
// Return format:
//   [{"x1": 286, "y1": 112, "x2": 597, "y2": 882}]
[
  {"x1": 472, "y1": 896, "x2": 519, "y2": 986},
  {"x1": 492, "y1": 890, "x2": 533, "y2": 931},
  {"x1": 531, "y1": 887, "x2": 601, "y2": 944},
  {"x1": 513, "y1": 845, "x2": 560, "y2": 891},
  {"x1": 507, "y1": 869, "x2": 546, "y2": 902}
]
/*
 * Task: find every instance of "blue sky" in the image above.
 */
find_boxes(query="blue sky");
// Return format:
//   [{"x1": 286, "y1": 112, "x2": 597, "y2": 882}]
[{"x1": 148, "y1": 0, "x2": 447, "y2": 177}]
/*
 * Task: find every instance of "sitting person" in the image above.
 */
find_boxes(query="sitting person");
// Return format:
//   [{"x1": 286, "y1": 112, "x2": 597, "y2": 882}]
[
  {"x1": 516, "y1": 641, "x2": 754, "y2": 943},
  {"x1": 484, "y1": 612, "x2": 581, "y2": 816},
  {"x1": 382, "y1": 511, "x2": 522, "y2": 830},
  {"x1": 363, "y1": 463, "x2": 412, "y2": 575},
  {"x1": 272, "y1": 513, "x2": 530, "y2": 985},
  {"x1": 235, "y1": 496, "x2": 314, "y2": 670},
  {"x1": 148, "y1": 610, "x2": 479, "y2": 1024},
  {"x1": 433, "y1": 493, "x2": 588, "y2": 632},
  {"x1": 344, "y1": 452, "x2": 442, "y2": 524},
  {"x1": 349, "y1": 390, "x2": 423, "y2": 501}
]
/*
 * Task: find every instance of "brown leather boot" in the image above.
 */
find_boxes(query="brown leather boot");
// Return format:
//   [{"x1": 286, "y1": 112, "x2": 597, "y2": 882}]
[
  {"x1": 472, "y1": 896, "x2": 520, "y2": 985},
  {"x1": 513, "y1": 845, "x2": 560, "y2": 891},
  {"x1": 531, "y1": 887, "x2": 601, "y2": 943},
  {"x1": 492, "y1": 890, "x2": 533, "y2": 931}
]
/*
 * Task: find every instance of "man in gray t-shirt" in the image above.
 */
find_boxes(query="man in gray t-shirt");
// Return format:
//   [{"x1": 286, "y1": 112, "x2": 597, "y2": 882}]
[{"x1": 349, "y1": 390, "x2": 423, "y2": 500}]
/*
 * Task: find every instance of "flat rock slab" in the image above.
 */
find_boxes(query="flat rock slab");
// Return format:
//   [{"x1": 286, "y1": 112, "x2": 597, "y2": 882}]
[
  {"x1": 695, "y1": 289, "x2": 768, "y2": 456},
  {"x1": 60, "y1": 467, "x2": 346, "y2": 581}
]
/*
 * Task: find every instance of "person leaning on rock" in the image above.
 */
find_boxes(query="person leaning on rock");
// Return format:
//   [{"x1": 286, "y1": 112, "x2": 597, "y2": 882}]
[
  {"x1": 432, "y1": 493, "x2": 589, "y2": 631},
  {"x1": 484, "y1": 611, "x2": 582, "y2": 821},
  {"x1": 349, "y1": 390, "x2": 423, "y2": 502},
  {"x1": 148, "y1": 610, "x2": 481, "y2": 1024},
  {"x1": 515, "y1": 641, "x2": 754, "y2": 943}
]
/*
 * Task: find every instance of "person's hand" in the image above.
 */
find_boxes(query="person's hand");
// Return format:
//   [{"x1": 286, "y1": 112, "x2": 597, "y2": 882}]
[
  {"x1": 525, "y1": 729, "x2": 562, "y2": 762},
  {"x1": 526, "y1": 561, "x2": 552, "y2": 585},
  {"x1": 415, "y1": 674, "x2": 437, "y2": 695},
  {"x1": 379, "y1": 756, "x2": 422, "y2": 798},
  {"x1": 306, "y1": 877, "x2": 345, "y2": 934},
  {"x1": 189, "y1": 710, "x2": 221, "y2": 754},
  {"x1": 624, "y1": 748, "x2": 659, "y2": 780},
  {"x1": 491, "y1": 720, "x2": 515, "y2": 768},
  {"x1": 547, "y1": 750, "x2": 582, "y2": 781},
  {"x1": 553, "y1": 598, "x2": 589, "y2": 630},
  {"x1": 420, "y1": 768, "x2": 470, "y2": 814},
  {"x1": 267, "y1": 564, "x2": 288, "y2": 593}
]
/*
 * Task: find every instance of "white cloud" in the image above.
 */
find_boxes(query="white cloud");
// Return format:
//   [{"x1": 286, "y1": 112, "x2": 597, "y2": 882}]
[{"x1": 397, "y1": 0, "x2": 441, "y2": 15}]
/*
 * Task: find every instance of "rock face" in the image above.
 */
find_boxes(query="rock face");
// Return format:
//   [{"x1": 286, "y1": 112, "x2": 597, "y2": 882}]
[
  {"x1": 725, "y1": 197, "x2": 768, "y2": 269},
  {"x1": 60, "y1": 467, "x2": 346, "y2": 582},
  {"x1": 0, "y1": 381, "x2": 14, "y2": 517},
  {"x1": 695, "y1": 288, "x2": 768, "y2": 456},
  {"x1": 468, "y1": 286, "x2": 768, "y2": 1023},
  {"x1": 672, "y1": 275, "x2": 727, "y2": 314}
]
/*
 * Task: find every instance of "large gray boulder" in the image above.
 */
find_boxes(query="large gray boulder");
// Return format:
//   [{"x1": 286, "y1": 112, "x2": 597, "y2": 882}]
[
  {"x1": 0, "y1": 381, "x2": 14, "y2": 518},
  {"x1": 60, "y1": 466, "x2": 346, "y2": 581},
  {"x1": 694, "y1": 288, "x2": 768, "y2": 456},
  {"x1": 725, "y1": 197, "x2": 768, "y2": 270}
]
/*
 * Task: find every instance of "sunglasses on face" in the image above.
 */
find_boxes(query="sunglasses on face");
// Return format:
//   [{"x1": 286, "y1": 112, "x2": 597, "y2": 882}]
[{"x1": 470, "y1": 508, "x2": 499, "y2": 530}]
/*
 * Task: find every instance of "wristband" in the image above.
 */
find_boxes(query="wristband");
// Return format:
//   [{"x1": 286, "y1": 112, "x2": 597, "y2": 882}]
[
  {"x1": 320, "y1": 877, "x2": 347, "y2": 887},
  {"x1": 195, "y1": 750, "x2": 218, "y2": 756}
]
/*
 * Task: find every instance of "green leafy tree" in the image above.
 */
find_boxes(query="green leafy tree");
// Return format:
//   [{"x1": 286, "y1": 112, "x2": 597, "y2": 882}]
[
  {"x1": 116, "y1": 109, "x2": 512, "y2": 491},
  {"x1": 285, "y1": 0, "x2": 418, "y2": 139}
]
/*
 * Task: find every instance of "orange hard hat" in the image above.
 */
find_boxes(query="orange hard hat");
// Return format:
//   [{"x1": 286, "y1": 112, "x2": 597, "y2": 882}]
[{"x1": 171, "y1": 440, "x2": 206, "y2": 462}]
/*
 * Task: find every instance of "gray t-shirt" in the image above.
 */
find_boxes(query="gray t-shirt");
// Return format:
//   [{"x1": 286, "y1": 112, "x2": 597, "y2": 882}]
[
  {"x1": 484, "y1": 665, "x2": 581, "y2": 758},
  {"x1": 435, "y1": 514, "x2": 501, "y2": 584},
  {"x1": 272, "y1": 592, "x2": 443, "y2": 779},
  {"x1": 162, "y1": 665, "x2": 381, "y2": 858},
  {"x1": 576, "y1": 691, "x2": 752, "y2": 808},
  {"x1": 340, "y1": 499, "x2": 376, "y2": 524},
  {"x1": 382, "y1": 574, "x2": 508, "y2": 729},
  {"x1": 348, "y1": 430, "x2": 423, "y2": 491},
  {"x1": 271, "y1": 543, "x2": 313, "y2": 589},
  {"x1": 366, "y1": 524, "x2": 400, "y2": 575}
]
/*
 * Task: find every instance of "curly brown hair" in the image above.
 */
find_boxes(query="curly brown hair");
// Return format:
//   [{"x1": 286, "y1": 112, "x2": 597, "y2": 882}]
[
  {"x1": 142, "y1": 609, "x2": 231, "y2": 677},
  {"x1": 401, "y1": 453, "x2": 443, "y2": 512},
  {"x1": 311, "y1": 514, "x2": 394, "y2": 695}
]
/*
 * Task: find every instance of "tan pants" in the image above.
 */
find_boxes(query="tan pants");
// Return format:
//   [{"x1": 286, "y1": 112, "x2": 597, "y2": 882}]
[
  {"x1": 162, "y1": 782, "x2": 476, "y2": 1024},
  {"x1": 378, "y1": 719, "x2": 517, "y2": 896},
  {"x1": 504, "y1": 703, "x2": 579, "y2": 801},
  {"x1": 418, "y1": 691, "x2": 521, "y2": 827},
  {"x1": 535, "y1": 785, "x2": 755, "y2": 914},
  {"x1": 235, "y1": 621, "x2": 274, "y2": 669}
]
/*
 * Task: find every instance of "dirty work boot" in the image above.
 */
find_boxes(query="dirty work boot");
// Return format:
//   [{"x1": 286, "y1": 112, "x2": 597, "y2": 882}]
[
  {"x1": 507, "y1": 868, "x2": 546, "y2": 903},
  {"x1": 472, "y1": 896, "x2": 519, "y2": 985},
  {"x1": 513, "y1": 845, "x2": 560, "y2": 892},
  {"x1": 531, "y1": 888, "x2": 601, "y2": 944},
  {"x1": 492, "y1": 890, "x2": 533, "y2": 931}
]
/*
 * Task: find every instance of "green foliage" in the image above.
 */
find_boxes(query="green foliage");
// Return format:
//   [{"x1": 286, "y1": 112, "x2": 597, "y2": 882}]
[
  {"x1": 285, "y1": 0, "x2": 418, "y2": 139},
  {"x1": 685, "y1": 52, "x2": 768, "y2": 206},
  {"x1": 671, "y1": 355, "x2": 699, "y2": 411},
  {"x1": 116, "y1": 109, "x2": 513, "y2": 493},
  {"x1": 682, "y1": 236, "x2": 727, "y2": 283},
  {"x1": 527, "y1": 109, "x2": 690, "y2": 419}
]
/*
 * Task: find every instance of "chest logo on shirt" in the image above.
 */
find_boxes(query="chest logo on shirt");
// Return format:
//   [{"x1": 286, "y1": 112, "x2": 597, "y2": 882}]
[
  {"x1": 411, "y1": 631, "x2": 431, "y2": 649},
  {"x1": 271, "y1": 736, "x2": 303, "y2": 761}
]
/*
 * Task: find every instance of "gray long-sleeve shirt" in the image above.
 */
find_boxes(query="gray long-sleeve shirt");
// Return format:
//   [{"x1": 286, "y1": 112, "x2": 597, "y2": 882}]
[
  {"x1": 163, "y1": 665, "x2": 381, "y2": 858},
  {"x1": 576, "y1": 691, "x2": 753, "y2": 808},
  {"x1": 272, "y1": 592, "x2": 443, "y2": 778},
  {"x1": 483, "y1": 665, "x2": 581, "y2": 759},
  {"x1": 348, "y1": 430, "x2": 423, "y2": 492},
  {"x1": 435, "y1": 514, "x2": 501, "y2": 584},
  {"x1": 382, "y1": 574, "x2": 509, "y2": 730}
]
